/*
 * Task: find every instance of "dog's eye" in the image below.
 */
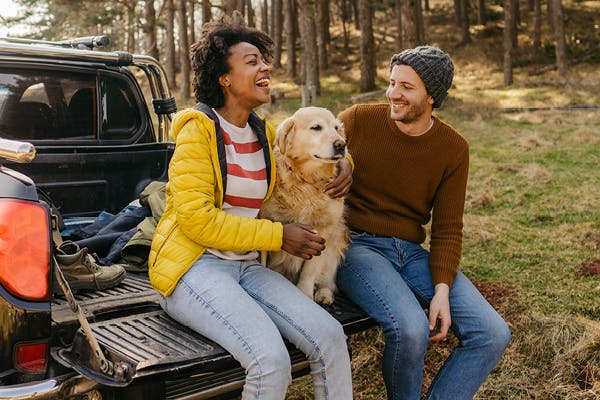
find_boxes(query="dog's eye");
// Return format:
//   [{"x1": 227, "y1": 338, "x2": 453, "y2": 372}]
[{"x1": 310, "y1": 124, "x2": 322, "y2": 131}]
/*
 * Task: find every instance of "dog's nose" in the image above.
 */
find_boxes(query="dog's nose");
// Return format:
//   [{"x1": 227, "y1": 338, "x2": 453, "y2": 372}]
[{"x1": 333, "y1": 139, "x2": 346, "y2": 155}]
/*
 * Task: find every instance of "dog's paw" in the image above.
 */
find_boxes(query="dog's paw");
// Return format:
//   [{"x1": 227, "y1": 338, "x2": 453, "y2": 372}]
[{"x1": 314, "y1": 288, "x2": 335, "y2": 306}]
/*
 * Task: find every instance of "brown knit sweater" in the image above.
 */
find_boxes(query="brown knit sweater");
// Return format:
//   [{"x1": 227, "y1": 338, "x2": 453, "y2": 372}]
[{"x1": 339, "y1": 103, "x2": 469, "y2": 287}]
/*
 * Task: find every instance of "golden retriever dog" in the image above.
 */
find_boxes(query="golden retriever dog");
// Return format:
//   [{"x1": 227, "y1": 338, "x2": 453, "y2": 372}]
[{"x1": 259, "y1": 107, "x2": 349, "y2": 306}]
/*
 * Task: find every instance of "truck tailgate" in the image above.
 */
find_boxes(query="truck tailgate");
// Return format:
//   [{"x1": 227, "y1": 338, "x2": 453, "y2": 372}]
[{"x1": 51, "y1": 273, "x2": 373, "y2": 388}]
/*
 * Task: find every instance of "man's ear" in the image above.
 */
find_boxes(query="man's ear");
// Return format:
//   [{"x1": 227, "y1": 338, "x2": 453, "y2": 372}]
[
  {"x1": 276, "y1": 117, "x2": 295, "y2": 154},
  {"x1": 427, "y1": 95, "x2": 435, "y2": 106}
]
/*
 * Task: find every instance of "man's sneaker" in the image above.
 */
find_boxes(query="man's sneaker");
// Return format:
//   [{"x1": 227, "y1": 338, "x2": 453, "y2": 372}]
[{"x1": 55, "y1": 241, "x2": 126, "y2": 293}]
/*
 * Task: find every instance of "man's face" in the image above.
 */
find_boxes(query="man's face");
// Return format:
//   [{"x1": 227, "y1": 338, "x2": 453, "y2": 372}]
[{"x1": 386, "y1": 64, "x2": 434, "y2": 124}]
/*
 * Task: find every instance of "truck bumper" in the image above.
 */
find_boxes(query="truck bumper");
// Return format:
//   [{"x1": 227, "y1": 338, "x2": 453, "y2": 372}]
[{"x1": 0, "y1": 373, "x2": 99, "y2": 400}]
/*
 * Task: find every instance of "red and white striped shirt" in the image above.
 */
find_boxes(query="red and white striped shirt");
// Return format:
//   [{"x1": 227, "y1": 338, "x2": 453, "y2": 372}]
[{"x1": 206, "y1": 110, "x2": 268, "y2": 260}]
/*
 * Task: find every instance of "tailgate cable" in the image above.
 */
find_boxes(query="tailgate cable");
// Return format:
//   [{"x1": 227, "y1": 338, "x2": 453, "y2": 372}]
[
  {"x1": 48, "y1": 201, "x2": 129, "y2": 382},
  {"x1": 52, "y1": 255, "x2": 115, "y2": 376}
]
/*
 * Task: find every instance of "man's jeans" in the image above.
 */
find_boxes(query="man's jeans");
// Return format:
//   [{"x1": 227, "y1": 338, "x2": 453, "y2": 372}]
[
  {"x1": 159, "y1": 252, "x2": 352, "y2": 400},
  {"x1": 337, "y1": 232, "x2": 511, "y2": 400}
]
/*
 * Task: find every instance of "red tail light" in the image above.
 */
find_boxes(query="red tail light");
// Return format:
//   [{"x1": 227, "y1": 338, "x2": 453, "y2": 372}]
[
  {"x1": 0, "y1": 199, "x2": 50, "y2": 301},
  {"x1": 14, "y1": 340, "x2": 48, "y2": 373}
]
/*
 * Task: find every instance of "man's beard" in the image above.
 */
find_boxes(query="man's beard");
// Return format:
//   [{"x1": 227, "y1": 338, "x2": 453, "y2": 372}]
[{"x1": 392, "y1": 98, "x2": 429, "y2": 123}]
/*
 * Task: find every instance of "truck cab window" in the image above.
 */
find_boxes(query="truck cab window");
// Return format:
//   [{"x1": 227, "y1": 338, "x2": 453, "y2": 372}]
[
  {"x1": 0, "y1": 69, "x2": 97, "y2": 141},
  {"x1": 100, "y1": 76, "x2": 141, "y2": 141}
]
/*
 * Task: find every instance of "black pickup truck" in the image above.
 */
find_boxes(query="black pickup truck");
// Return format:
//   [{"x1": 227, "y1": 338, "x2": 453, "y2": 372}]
[{"x1": 0, "y1": 36, "x2": 373, "y2": 399}]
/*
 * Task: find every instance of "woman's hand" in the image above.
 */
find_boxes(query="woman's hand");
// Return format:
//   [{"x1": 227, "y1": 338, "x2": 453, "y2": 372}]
[
  {"x1": 282, "y1": 223, "x2": 326, "y2": 259},
  {"x1": 324, "y1": 158, "x2": 352, "y2": 199}
]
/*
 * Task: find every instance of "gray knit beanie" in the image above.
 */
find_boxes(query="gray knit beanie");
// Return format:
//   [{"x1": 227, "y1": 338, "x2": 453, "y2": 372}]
[{"x1": 390, "y1": 46, "x2": 454, "y2": 108}]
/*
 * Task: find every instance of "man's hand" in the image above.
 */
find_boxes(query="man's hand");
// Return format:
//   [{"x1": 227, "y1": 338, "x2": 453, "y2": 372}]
[
  {"x1": 282, "y1": 223, "x2": 326, "y2": 259},
  {"x1": 429, "y1": 283, "x2": 451, "y2": 342},
  {"x1": 324, "y1": 158, "x2": 352, "y2": 198}
]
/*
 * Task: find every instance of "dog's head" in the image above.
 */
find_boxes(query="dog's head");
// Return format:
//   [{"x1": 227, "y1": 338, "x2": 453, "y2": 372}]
[{"x1": 276, "y1": 107, "x2": 346, "y2": 164}]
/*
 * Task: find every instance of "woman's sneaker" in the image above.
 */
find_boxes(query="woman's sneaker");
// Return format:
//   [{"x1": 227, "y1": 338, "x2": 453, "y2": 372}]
[{"x1": 54, "y1": 241, "x2": 126, "y2": 293}]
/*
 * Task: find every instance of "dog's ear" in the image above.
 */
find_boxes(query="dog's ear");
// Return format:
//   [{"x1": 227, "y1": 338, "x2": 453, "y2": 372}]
[{"x1": 276, "y1": 117, "x2": 295, "y2": 154}]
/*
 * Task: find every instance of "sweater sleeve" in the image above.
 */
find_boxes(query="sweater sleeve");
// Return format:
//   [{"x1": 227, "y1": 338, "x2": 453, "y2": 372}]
[
  {"x1": 338, "y1": 105, "x2": 357, "y2": 143},
  {"x1": 429, "y1": 143, "x2": 469, "y2": 287}
]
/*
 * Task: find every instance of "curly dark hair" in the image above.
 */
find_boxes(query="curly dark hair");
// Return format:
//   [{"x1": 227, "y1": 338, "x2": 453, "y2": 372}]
[{"x1": 190, "y1": 13, "x2": 274, "y2": 108}]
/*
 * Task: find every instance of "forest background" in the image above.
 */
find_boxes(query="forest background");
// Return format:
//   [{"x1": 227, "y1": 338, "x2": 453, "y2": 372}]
[{"x1": 2, "y1": 0, "x2": 599, "y2": 399}]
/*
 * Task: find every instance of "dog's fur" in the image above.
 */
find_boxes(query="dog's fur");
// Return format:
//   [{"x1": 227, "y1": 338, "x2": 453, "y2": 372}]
[{"x1": 259, "y1": 107, "x2": 349, "y2": 306}]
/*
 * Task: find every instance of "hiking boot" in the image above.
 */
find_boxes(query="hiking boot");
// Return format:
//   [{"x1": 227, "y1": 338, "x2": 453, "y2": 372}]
[{"x1": 55, "y1": 241, "x2": 126, "y2": 293}]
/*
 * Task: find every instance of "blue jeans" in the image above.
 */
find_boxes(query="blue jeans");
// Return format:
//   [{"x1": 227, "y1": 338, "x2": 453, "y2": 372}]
[
  {"x1": 159, "y1": 252, "x2": 352, "y2": 400},
  {"x1": 337, "y1": 232, "x2": 511, "y2": 400}
]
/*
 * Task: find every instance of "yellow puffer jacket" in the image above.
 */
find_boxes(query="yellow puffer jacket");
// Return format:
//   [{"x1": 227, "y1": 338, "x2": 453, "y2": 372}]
[{"x1": 148, "y1": 109, "x2": 283, "y2": 296}]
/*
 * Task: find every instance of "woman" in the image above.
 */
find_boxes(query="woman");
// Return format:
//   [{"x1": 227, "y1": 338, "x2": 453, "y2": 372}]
[{"x1": 148, "y1": 15, "x2": 353, "y2": 400}]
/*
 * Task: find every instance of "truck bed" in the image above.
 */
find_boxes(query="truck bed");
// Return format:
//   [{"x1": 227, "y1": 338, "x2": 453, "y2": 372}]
[{"x1": 51, "y1": 273, "x2": 374, "y2": 398}]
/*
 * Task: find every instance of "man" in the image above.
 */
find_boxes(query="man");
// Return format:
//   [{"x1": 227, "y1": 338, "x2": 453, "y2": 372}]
[{"x1": 337, "y1": 46, "x2": 511, "y2": 400}]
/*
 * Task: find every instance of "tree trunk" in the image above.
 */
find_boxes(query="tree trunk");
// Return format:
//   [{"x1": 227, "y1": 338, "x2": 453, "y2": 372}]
[
  {"x1": 424, "y1": 0, "x2": 430, "y2": 12},
  {"x1": 551, "y1": 0, "x2": 568, "y2": 76},
  {"x1": 189, "y1": 0, "x2": 195, "y2": 46},
  {"x1": 478, "y1": 0, "x2": 486, "y2": 25},
  {"x1": 297, "y1": 0, "x2": 319, "y2": 105},
  {"x1": 352, "y1": 0, "x2": 360, "y2": 30},
  {"x1": 143, "y1": 0, "x2": 159, "y2": 59},
  {"x1": 165, "y1": 0, "x2": 177, "y2": 89},
  {"x1": 177, "y1": 0, "x2": 191, "y2": 99},
  {"x1": 511, "y1": 0, "x2": 518, "y2": 47},
  {"x1": 395, "y1": 0, "x2": 403, "y2": 49},
  {"x1": 125, "y1": 0, "x2": 137, "y2": 53},
  {"x1": 284, "y1": 0, "x2": 297, "y2": 78},
  {"x1": 504, "y1": 0, "x2": 513, "y2": 86},
  {"x1": 273, "y1": 0, "x2": 283, "y2": 68},
  {"x1": 341, "y1": 0, "x2": 351, "y2": 52},
  {"x1": 527, "y1": 0, "x2": 534, "y2": 12},
  {"x1": 401, "y1": 0, "x2": 423, "y2": 48},
  {"x1": 358, "y1": 0, "x2": 376, "y2": 92},
  {"x1": 453, "y1": 0, "x2": 461, "y2": 26},
  {"x1": 416, "y1": 0, "x2": 425, "y2": 43},
  {"x1": 261, "y1": 0, "x2": 269, "y2": 33},
  {"x1": 532, "y1": 0, "x2": 541, "y2": 48},
  {"x1": 459, "y1": 0, "x2": 471, "y2": 44},
  {"x1": 201, "y1": 0, "x2": 211, "y2": 24},
  {"x1": 316, "y1": 0, "x2": 330, "y2": 71},
  {"x1": 246, "y1": 0, "x2": 256, "y2": 27}
]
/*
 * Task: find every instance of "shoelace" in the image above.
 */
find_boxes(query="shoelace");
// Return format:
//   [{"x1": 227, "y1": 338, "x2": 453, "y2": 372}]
[{"x1": 80, "y1": 249, "x2": 101, "y2": 272}]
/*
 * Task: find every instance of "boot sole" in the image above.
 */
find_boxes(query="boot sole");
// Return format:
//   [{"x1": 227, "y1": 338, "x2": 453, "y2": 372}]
[{"x1": 54, "y1": 269, "x2": 127, "y2": 294}]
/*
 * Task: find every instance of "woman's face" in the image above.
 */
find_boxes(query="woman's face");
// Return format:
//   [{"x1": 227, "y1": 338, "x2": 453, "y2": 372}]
[{"x1": 220, "y1": 41, "x2": 272, "y2": 111}]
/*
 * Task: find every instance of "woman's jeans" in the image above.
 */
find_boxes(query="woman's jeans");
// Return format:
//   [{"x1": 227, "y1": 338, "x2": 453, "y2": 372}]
[
  {"x1": 337, "y1": 232, "x2": 511, "y2": 400},
  {"x1": 159, "y1": 252, "x2": 352, "y2": 400}
]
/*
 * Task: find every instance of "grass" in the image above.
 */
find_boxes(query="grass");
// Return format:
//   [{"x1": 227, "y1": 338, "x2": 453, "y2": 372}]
[{"x1": 174, "y1": 0, "x2": 599, "y2": 397}]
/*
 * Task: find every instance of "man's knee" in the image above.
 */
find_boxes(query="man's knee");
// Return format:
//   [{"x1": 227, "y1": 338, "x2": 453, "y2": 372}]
[
  {"x1": 384, "y1": 316, "x2": 430, "y2": 357},
  {"x1": 490, "y1": 318, "x2": 512, "y2": 353}
]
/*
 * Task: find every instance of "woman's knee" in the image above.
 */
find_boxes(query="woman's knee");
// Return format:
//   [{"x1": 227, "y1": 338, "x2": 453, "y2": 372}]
[
  {"x1": 307, "y1": 317, "x2": 348, "y2": 358},
  {"x1": 246, "y1": 344, "x2": 292, "y2": 386}
]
